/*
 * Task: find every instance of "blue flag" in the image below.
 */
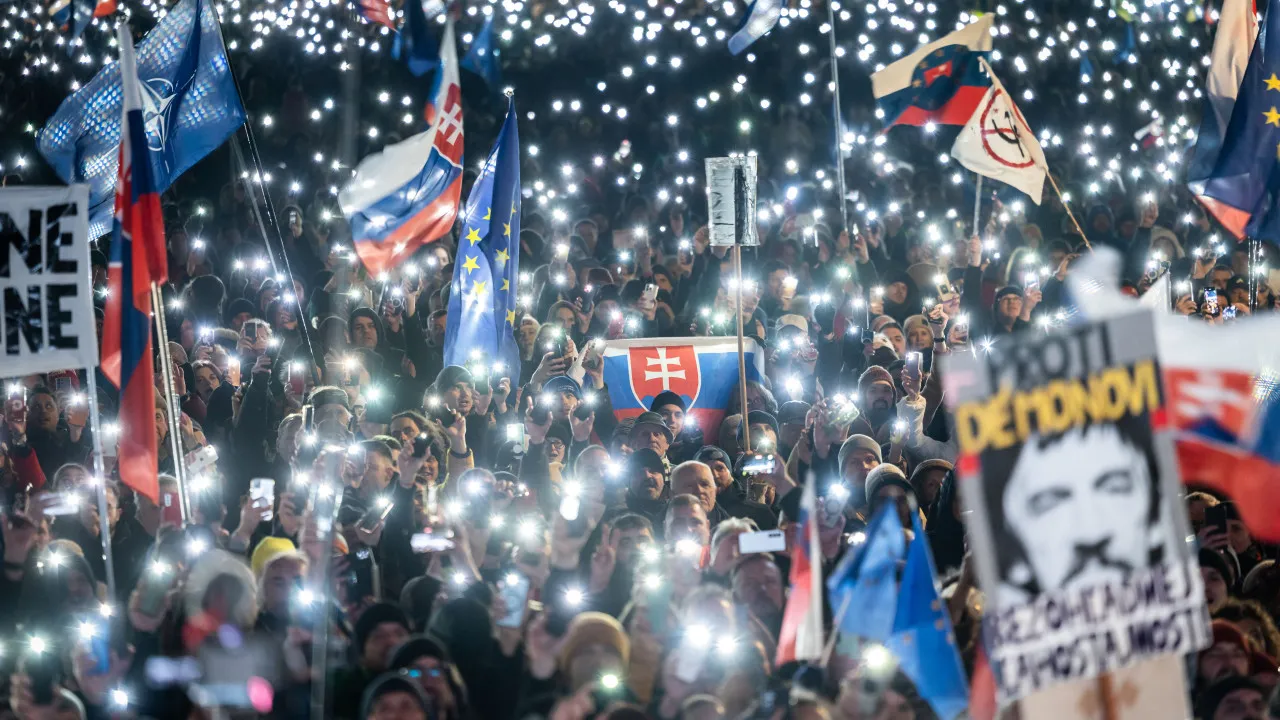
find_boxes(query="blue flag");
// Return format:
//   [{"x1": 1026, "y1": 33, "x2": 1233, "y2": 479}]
[
  {"x1": 728, "y1": 0, "x2": 781, "y2": 55},
  {"x1": 443, "y1": 102, "x2": 521, "y2": 375},
  {"x1": 394, "y1": 0, "x2": 440, "y2": 77},
  {"x1": 884, "y1": 514, "x2": 970, "y2": 720},
  {"x1": 37, "y1": 0, "x2": 245, "y2": 238},
  {"x1": 462, "y1": 14, "x2": 502, "y2": 89},
  {"x1": 1198, "y1": 3, "x2": 1280, "y2": 239},
  {"x1": 826, "y1": 504, "x2": 906, "y2": 644}
]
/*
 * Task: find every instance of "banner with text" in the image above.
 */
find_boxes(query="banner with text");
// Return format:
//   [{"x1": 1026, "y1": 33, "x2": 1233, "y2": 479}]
[
  {"x1": 0, "y1": 185, "x2": 98, "y2": 376},
  {"x1": 942, "y1": 311, "x2": 1209, "y2": 704}
]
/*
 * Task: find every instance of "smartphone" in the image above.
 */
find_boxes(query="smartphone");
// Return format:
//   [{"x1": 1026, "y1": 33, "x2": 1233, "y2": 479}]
[
  {"x1": 642, "y1": 283, "x2": 658, "y2": 307},
  {"x1": 738, "y1": 530, "x2": 787, "y2": 555},
  {"x1": 678, "y1": 240, "x2": 693, "y2": 265},
  {"x1": 83, "y1": 614, "x2": 111, "y2": 675},
  {"x1": 675, "y1": 640, "x2": 709, "y2": 683},
  {"x1": 496, "y1": 571, "x2": 532, "y2": 628},
  {"x1": 138, "y1": 562, "x2": 174, "y2": 617},
  {"x1": 410, "y1": 530, "x2": 456, "y2": 553},
  {"x1": 249, "y1": 479, "x2": 275, "y2": 522},
  {"x1": 645, "y1": 578, "x2": 672, "y2": 638},
  {"x1": 935, "y1": 280, "x2": 953, "y2": 298},
  {"x1": 560, "y1": 495, "x2": 588, "y2": 538},
  {"x1": 1205, "y1": 503, "x2": 1231, "y2": 538},
  {"x1": 241, "y1": 320, "x2": 257, "y2": 339},
  {"x1": 289, "y1": 363, "x2": 306, "y2": 397},
  {"x1": 160, "y1": 491, "x2": 182, "y2": 527},
  {"x1": 1204, "y1": 289, "x2": 1220, "y2": 315},
  {"x1": 52, "y1": 373, "x2": 74, "y2": 398},
  {"x1": 506, "y1": 423, "x2": 527, "y2": 452},
  {"x1": 905, "y1": 352, "x2": 923, "y2": 380},
  {"x1": 412, "y1": 433, "x2": 431, "y2": 459},
  {"x1": 358, "y1": 500, "x2": 395, "y2": 531},
  {"x1": 344, "y1": 548, "x2": 376, "y2": 600},
  {"x1": 1223, "y1": 306, "x2": 1237, "y2": 320},
  {"x1": 5, "y1": 387, "x2": 27, "y2": 424},
  {"x1": 1023, "y1": 272, "x2": 1040, "y2": 291},
  {"x1": 859, "y1": 328, "x2": 875, "y2": 344},
  {"x1": 574, "y1": 391, "x2": 597, "y2": 421},
  {"x1": 22, "y1": 652, "x2": 59, "y2": 706},
  {"x1": 530, "y1": 395, "x2": 552, "y2": 426},
  {"x1": 742, "y1": 454, "x2": 775, "y2": 476}
]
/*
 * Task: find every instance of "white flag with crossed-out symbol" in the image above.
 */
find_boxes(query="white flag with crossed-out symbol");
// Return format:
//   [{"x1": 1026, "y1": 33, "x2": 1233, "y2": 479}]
[{"x1": 951, "y1": 58, "x2": 1048, "y2": 204}]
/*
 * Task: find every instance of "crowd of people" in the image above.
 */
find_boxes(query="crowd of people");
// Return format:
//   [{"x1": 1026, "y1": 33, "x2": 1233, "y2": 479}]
[{"x1": 3, "y1": 0, "x2": 1280, "y2": 719}]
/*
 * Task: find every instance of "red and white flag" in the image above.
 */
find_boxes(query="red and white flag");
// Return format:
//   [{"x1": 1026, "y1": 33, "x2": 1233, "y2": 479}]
[{"x1": 776, "y1": 477, "x2": 823, "y2": 666}]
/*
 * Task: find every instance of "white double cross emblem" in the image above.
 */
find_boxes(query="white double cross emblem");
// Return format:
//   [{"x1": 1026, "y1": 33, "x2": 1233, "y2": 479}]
[
  {"x1": 439, "y1": 98, "x2": 463, "y2": 145},
  {"x1": 644, "y1": 348, "x2": 686, "y2": 390}
]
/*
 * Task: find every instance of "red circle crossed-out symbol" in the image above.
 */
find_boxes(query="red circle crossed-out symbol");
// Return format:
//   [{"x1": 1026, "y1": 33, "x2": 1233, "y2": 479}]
[{"x1": 978, "y1": 88, "x2": 1036, "y2": 170}]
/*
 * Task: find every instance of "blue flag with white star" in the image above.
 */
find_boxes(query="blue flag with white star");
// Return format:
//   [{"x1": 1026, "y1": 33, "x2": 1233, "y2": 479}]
[
  {"x1": 461, "y1": 14, "x2": 502, "y2": 89},
  {"x1": 443, "y1": 101, "x2": 520, "y2": 374}
]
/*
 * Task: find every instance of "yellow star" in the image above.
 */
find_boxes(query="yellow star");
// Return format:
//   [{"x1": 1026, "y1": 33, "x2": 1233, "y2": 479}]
[
  {"x1": 511, "y1": 200, "x2": 517, "y2": 215},
  {"x1": 1265, "y1": 107, "x2": 1280, "y2": 127},
  {"x1": 501, "y1": 278, "x2": 510, "y2": 291},
  {"x1": 471, "y1": 280, "x2": 488, "y2": 299},
  {"x1": 462, "y1": 255, "x2": 480, "y2": 274},
  {"x1": 465, "y1": 227, "x2": 482, "y2": 245},
  {"x1": 483, "y1": 207, "x2": 491, "y2": 221},
  {"x1": 1267, "y1": 73, "x2": 1280, "y2": 91},
  {"x1": 506, "y1": 309, "x2": 516, "y2": 325},
  {"x1": 503, "y1": 222, "x2": 511, "y2": 237},
  {"x1": 495, "y1": 248, "x2": 510, "y2": 264}
]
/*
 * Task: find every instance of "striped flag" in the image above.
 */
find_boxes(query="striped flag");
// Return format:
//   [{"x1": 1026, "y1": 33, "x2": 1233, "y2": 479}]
[
  {"x1": 776, "y1": 476, "x2": 823, "y2": 666},
  {"x1": 101, "y1": 23, "x2": 167, "y2": 504}
]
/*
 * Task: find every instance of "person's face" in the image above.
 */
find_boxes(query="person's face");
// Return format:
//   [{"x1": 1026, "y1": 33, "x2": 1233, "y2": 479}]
[
  {"x1": 66, "y1": 567, "x2": 95, "y2": 610},
  {"x1": 232, "y1": 312, "x2": 253, "y2": 332},
  {"x1": 517, "y1": 321, "x2": 539, "y2": 353},
  {"x1": 767, "y1": 269, "x2": 787, "y2": 298},
  {"x1": 842, "y1": 449, "x2": 880, "y2": 486},
  {"x1": 655, "y1": 274, "x2": 673, "y2": 293},
  {"x1": 576, "y1": 447, "x2": 611, "y2": 486},
  {"x1": 656, "y1": 404, "x2": 685, "y2": 437},
  {"x1": 666, "y1": 504, "x2": 710, "y2": 547},
  {"x1": 180, "y1": 319, "x2": 196, "y2": 350},
  {"x1": 555, "y1": 307, "x2": 576, "y2": 330},
  {"x1": 264, "y1": 557, "x2": 304, "y2": 616},
  {"x1": 1004, "y1": 426, "x2": 1151, "y2": 592},
  {"x1": 390, "y1": 417, "x2": 423, "y2": 446},
  {"x1": 750, "y1": 424, "x2": 778, "y2": 453},
  {"x1": 885, "y1": 281, "x2": 908, "y2": 304},
  {"x1": 154, "y1": 409, "x2": 168, "y2": 442},
  {"x1": 352, "y1": 316, "x2": 379, "y2": 348},
  {"x1": 429, "y1": 315, "x2": 448, "y2": 346},
  {"x1": 547, "y1": 437, "x2": 567, "y2": 463},
  {"x1": 364, "y1": 453, "x2": 396, "y2": 491},
  {"x1": 1187, "y1": 499, "x2": 1209, "y2": 531},
  {"x1": 708, "y1": 460, "x2": 734, "y2": 492},
  {"x1": 1212, "y1": 687, "x2": 1266, "y2": 720},
  {"x1": 1092, "y1": 213, "x2": 1112, "y2": 233},
  {"x1": 417, "y1": 453, "x2": 439, "y2": 486},
  {"x1": 612, "y1": 526, "x2": 653, "y2": 566},
  {"x1": 732, "y1": 558, "x2": 784, "y2": 619},
  {"x1": 368, "y1": 691, "x2": 428, "y2": 720},
  {"x1": 672, "y1": 466, "x2": 717, "y2": 511},
  {"x1": 29, "y1": 392, "x2": 58, "y2": 431},
  {"x1": 997, "y1": 294, "x2": 1023, "y2": 322},
  {"x1": 1230, "y1": 286, "x2": 1250, "y2": 306},
  {"x1": 274, "y1": 305, "x2": 298, "y2": 330},
  {"x1": 555, "y1": 391, "x2": 579, "y2": 421},
  {"x1": 195, "y1": 367, "x2": 221, "y2": 398},
  {"x1": 78, "y1": 487, "x2": 119, "y2": 535},
  {"x1": 1227, "y1": 518, "x2": 1253, "y2": 554},
  {"x1": 882, "y1": 327, "x2": 906, "y2": 357},
  {"x1": 441, "y1": 380, "x2": 474, "y2": 414},
  {"x1": 1211, "y1": 269, "x2": 1233, "y2": 291},
  {"x1": 915, "y1": 468, "x2": 946, "y2": 508},
  {"x1": 410, "y1": 656, "x2": 456, "y2": 710},
  {"x1": 907, "y1": 323, "x2": 932, "y2": 351},
  {"x1": 630, "y1": 467, "x2": 664, "y2": 500},
  {"x1": 567, "y1": 643, "x2": 623, "y2": 692},
  {"x1": 633, "y1": 425, "x2": 670, "y2": 456},
  {"x1": 1200, "y1": 641, "x2": 1250, "y2": 683},
  {"x1": 866, "y1": 382, "x2": 895, "y2": 413},
  {"x1": 363, "y1": 621, "x2": 410, "y2": 672}
]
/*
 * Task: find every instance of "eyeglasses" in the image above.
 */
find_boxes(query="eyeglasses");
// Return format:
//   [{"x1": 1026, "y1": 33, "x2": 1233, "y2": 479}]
[{"x1": 405, "y1": 667, "x2": 446, "y2": 679}]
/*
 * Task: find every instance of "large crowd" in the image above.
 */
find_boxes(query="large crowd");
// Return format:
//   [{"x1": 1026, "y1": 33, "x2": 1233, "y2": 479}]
[{"x1": 2, "y1": 0, "x2": 1280, "y2": 719}]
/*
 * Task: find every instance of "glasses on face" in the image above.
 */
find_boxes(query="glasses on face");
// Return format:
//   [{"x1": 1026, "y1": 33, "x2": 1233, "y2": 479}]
[{"x1": 406, "y1": 666, "x2": 446, "y2": 679}]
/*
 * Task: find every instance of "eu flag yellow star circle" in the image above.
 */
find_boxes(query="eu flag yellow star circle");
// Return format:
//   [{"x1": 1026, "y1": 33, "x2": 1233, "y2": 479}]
[
  {"x1": 465, "y1": 227, "x2": 481, "y2": 245},
  {"x1": 1267, "y1": 73, "x2": 1280, "y2": 92},
  {"x1": 495, "y1": 248, "x2": 510, "y2": 264},
  {"x1": 472, "y1": 280, "x2": 488, "y2": 300},
  {"x1": 462, "y1": 254, "x2": 480, "y2": 273},
  {"x1": 1265, "y1": 106, "x2": 1280, "y2": 127}
]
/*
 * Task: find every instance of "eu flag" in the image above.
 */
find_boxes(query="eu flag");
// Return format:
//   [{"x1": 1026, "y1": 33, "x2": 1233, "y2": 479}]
[
  {"x1": 443, "y1": 101, "x2": 521, "y2": 375},
  {"x1": 1197, "y1": 3, "x2": 1280, "y2": 239},
  {"x1": 461, "y1": 14, "x2": 502, "y2": 89},
  {"x1": 826, "y1": 503, "x2": 905, "y2": 644},
  {"x1": 37, "y1": 0, "x2": 245, "y2": 238},
  {"x1": 394, "y1": 0, "x2": 441, "y2": 77},
  {"x1": 884, "y1": 513, "x2": 970, "y2": 720}
]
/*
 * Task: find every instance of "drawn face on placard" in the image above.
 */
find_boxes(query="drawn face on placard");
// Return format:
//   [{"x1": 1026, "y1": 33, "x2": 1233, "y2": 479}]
[{"x1": 1000, "y1": 423, "x2": 1162, "y2": 599}]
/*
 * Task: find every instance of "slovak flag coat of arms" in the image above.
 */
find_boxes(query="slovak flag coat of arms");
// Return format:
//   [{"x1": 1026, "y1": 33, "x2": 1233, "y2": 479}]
[{"x1": 602, "y1": 337, "x2": 764, "y2": 441}]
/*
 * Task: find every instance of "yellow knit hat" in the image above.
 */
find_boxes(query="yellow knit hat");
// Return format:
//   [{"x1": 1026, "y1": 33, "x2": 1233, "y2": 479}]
[{"x1": 250, "y1": 536, "x2": 296, "y2": 579}]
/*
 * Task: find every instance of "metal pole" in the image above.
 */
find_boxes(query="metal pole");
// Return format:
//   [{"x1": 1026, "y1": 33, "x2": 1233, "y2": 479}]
[
  {"x1": 1249, "y1": 236, "x2": 1260, "y2": 313},
  {"x1": 734, "y1": 245, "x2": 751, "y2": 454},
  {"x1": 85, "y1": 370, "x2": 118, "y2": 600},
  {"x1": 150, "y1": 283, "x2": 190, "y2": 522},
  {"x1": 972, "y1": 175, "x2": 984, "y2": 236},
  {"x1": 826, "y1": 1, "x2": 849, "y2": 232}
]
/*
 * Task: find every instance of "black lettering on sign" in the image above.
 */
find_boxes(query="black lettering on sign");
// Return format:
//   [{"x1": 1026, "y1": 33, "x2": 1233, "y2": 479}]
[
  {"x1": 0, "y1": 203, "x2": 79, "y2": 278},
  {"x1": 44, "y1": 203, "x2": 79, "y2": 275},
  {"x1": 46, "y1": 284, "x2": 79, "y2": 350},
  {"x1": 4, "y1": 285, "x2": 43, "y2": 354}
]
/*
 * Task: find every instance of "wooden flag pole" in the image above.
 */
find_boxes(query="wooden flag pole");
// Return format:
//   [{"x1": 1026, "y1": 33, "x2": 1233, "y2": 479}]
[
  {"x1": 1046, "y1": 172, "x2": 1093, "y2": 251},
  {"x1": 734, "y1": 244, "x2": 751, "y2": 455},
  {"x1": 150, "y1": 282, "x2": 191, "y2": 523}
]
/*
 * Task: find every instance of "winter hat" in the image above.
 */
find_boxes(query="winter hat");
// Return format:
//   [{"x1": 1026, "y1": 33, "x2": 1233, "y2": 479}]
[
  {"x1": 544, "y1": 422, "x2": 573, "y2": 447},
  {"x1": 390, "y1": 634, "x2": 454, "y2": 669},
  {"x1": 865, "y1": 464, "x2": 914, "y2": 510},
  {"x1": 909, "y1": 459, "x2": 954, "y2": 492},
  {"x1": 650, "y1": 390, "x2": 687, "y2": 412},
  {"x1": 778, "y1": 401, "x2": 811, "y2": 427},
  {"x1": 225, "y1": 298, "x2": 258, "y2": 324},
  {"x1": 994, "y1": 286, "x2": 1024, "y2": 306},
  {"x1": 359, "y1": 670, "x2": 434, "y2": 720},
  {"x1": 250, "y1": 537, "x2": 296, "y2": 579},
  {"x1": 348, "y1": 306, "x2": 386, "y2": 341},
  {"x1": 1199, "y1": 547, "x2": 1235, "y2": 587},
  {"x1": 628, "y1": 448, "x2": 667, "y2": 474},
  {"x1": 631, "y1": 411, "x2": 673, "y2": 443},
  {"x1": 355, "y1": 603, "x2": 411, "y2": 660},
  {"x1": 858, "y1": 365, "x2": 896, "y2": 399},
  {"x1": 838, "y1": 434, "x2": 883, "y2": 471},
  {"x1": 557, "y1": 612, "x2": 630, "y2": 672},
  {"x1": 1196, "y1": 677, "x2": 1264, "y2": 720},
  {"x1": 1209, "y1": 619, "x2": 1250, "y2": 655},
  {"x1": 903, "y1": 314, "x2": 929, "y2": 339},
  {"x1": 544, "y1": 375, "x2": 583, "y2": 400},
  {"x1": 433, "y1": 365, "x2": 474, "y2": 393},
  {"x1": 693, "y1": 445, "x2": 731, "y2": 468}
]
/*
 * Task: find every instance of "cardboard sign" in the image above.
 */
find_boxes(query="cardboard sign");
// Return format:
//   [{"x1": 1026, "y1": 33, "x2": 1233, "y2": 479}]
[{"x1": 705, "y1": 155, "x2": 758, "y2": 247}]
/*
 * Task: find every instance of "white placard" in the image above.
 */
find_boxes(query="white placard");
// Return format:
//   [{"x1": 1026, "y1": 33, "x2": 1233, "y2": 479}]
[
  {"x1": 0, "y1": 185, "x2": 98, "y2": 376},
  {"x1": 705, "y1": 155, "x2": 758, "y2": 247}
]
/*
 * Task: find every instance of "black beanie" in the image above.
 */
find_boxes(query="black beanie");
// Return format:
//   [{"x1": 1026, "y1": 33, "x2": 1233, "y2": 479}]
[
  {"x1": 359, "y1": 671, "x2": 433, "y2": 719},
  {"x1": 354, "y1": 602, "x2": 410, "y2": 660}
]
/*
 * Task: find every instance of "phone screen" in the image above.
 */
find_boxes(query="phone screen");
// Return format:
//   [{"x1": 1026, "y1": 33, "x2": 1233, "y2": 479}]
[
  {"x1": 160, "y1": 491, "x2": 182, "y2": 527},
  {"x1": 495, "y1": 572, "x2": 532, "y2": 628}
]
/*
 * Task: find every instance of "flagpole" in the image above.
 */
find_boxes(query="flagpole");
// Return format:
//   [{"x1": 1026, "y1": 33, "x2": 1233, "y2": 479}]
[
  {"x1": 1248, "y1": 235, "x2": 1260, "y2": 313},
  {"x1": 150, "y1": 282, "x2": 191, "y2": 522},
  {"x1": 972, "y1": 175, "x2": 984, "y2": 236},
  {"x1": 734, "y1": 244, "x2": 751, "y2": 454},
  {"x1": 819, "y1": 593, "x2": 853, "y2": 666},
  {"x1": 826, "y1": 0, "x2": 849, "y2": 232},
  {"x1": 85, "y1": 370, "x2": 118, "y2": 601},
  {"x1": 1046, "y1": 172, "x2": 1093, "y2": 250}
]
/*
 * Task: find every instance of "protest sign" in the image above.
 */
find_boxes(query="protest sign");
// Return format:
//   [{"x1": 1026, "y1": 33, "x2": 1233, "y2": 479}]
[
  {"x1": 705, "y1": 155, "x2": 759, "y2": 247},
  {"x1": 942, "y1": 310, "x2": 1210, "y2": 703},
  {"x1": 0, "y1": 185, "x2": 98, "y2": 376},
  {"x1": 1017, "y1": 654, "x2": 1191, "y2": 720}
]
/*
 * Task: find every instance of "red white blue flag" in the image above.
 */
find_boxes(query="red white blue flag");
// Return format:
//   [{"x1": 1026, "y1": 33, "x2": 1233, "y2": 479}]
[
  {"x1": 871, "y1": 15, "x2": 994, "y2": 128},
  {"x1": 340, "y1": 17, "x2": 463, "y2": 275},
  {"x1": 101, "y1": 23, "x2": 166, "y2": 505},
  {"x1": 602, "y1": 337, "x2": 764, "y2": 443},
  {"x1": 776, "y1": 475, "x2": 823, "y2": 666}
]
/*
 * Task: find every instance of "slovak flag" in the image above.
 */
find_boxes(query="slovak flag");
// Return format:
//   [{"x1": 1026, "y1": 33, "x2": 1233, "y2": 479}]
[
  {"x1": 101, "y1": 23, "x2": 166, "y2": 505},
  {"x1": 601, "y1": 337, "x2": 764, "y2": 443},
  {"x1": 776, "y1": 475, "x2": 823, "y2": 666},
  {"x1": 871, "y1": 14, "x2": 994, "y2": 128},
  {"x1": 340, "y1": 17, "x2": 463, "y2": 275}
]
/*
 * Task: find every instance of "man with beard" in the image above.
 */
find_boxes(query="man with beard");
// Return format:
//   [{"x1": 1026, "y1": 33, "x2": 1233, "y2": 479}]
[
  {"x1": 837, "y1": 434, "x2": 882, "y2": 508},
  {"x1": 731, "y1": 553, "x2": 786, "y2": 645},
  {"x1": 650, "y1": 391, "x2": 703, "y2": 464},
  {"x1": 852, "y1": 366, "x2": 899, "y2": 441},
  {"x1": 776, "y1": 401, "x2": 810, "y2": 458},
  {"x1": 586, "y1": 513, "x2": 655, "y2": 617},
  {"x1": 622, "y1": 448, "x2": 668, "y2": 531}
]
